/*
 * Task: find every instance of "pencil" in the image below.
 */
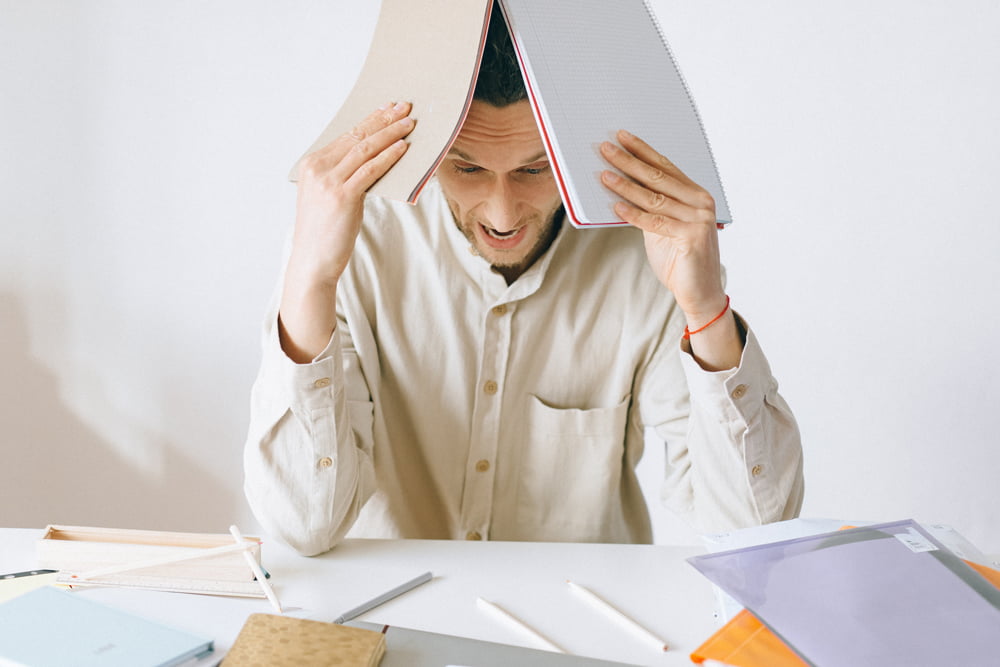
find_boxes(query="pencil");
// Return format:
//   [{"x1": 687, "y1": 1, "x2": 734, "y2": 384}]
[
  {"x1": 333, "y1": 571, "x2": 433, "y2": 623},
  {"x1": 230, "y1": 525, "x2": 282, "y2": 614},
  {"x1": 476, "y1": 597, "x2": 567, "y2": 654},
  {"x1": 566, "y1": 580, "x2": 668, "y2": 652},
  {"x1": 73, "y1": 541, "x2": 256, "y2": 580}
]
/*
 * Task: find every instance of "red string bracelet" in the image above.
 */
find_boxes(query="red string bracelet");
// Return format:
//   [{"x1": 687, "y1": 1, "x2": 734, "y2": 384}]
[{"x1": 683, "y1": 295, "x2": 731, "y2": 340}]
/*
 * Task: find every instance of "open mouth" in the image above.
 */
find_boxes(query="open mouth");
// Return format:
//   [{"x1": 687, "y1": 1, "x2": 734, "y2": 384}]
[
  {"x1": 478, "y1": 223, "x2": 528, "y2": 250},
  {"x1": 483, "y1": 225, "x2": 520, "y2": 239}
]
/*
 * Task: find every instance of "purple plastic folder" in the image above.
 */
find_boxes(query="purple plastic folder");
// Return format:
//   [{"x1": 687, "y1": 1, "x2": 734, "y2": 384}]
[{"x1": 687, "y1": 519, "x2": 1000, "y2": 667}]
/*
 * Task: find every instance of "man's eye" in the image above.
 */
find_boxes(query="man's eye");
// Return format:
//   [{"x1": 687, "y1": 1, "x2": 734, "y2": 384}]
[
  {"x1": 453, "y1": 163, "x2": 481, "y2": 174},
  {"x1": 521, "y1": 165, "x2": 549, "y2": 176}
]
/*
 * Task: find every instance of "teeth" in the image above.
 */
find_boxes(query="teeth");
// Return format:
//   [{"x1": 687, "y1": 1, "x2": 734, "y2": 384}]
[{"x1": 484, "y1": 225, "x2": 518, "y2": 239}]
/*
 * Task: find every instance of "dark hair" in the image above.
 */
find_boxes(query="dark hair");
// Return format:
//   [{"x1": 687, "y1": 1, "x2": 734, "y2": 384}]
[{"x1": 473, "y1": 9, "x2": 527, "y2": 107}]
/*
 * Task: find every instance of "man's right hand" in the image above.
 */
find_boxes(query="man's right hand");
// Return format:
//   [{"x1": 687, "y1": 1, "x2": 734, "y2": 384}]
[{"x1": 279, "y1": 102, "x2": 415, "y2": 363}]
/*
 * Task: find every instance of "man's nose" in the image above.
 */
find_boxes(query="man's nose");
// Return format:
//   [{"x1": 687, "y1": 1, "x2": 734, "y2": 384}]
[{"x1": 484, "y1": 179, "x2": 519, "y2": 232}]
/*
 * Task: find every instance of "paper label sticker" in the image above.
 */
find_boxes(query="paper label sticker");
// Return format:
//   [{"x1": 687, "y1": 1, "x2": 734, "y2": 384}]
[{"x1": 896, "y1": 527, "x2": 938, "y2": 553}]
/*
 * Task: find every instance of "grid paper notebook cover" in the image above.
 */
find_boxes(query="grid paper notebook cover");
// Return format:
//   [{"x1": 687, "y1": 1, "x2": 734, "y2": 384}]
[
  {"x1": 222, "y1": 614, "x2": 386, "y2": 667},
  {"x1": 498, "y1": 0, "x2": 730, "y2": 228},
  {"x1": 687, "y1": 519, "x2": 1000, "y2": 667},
  {"x1": 0, "y1": 586, "x2": 212, "y2": 667}
]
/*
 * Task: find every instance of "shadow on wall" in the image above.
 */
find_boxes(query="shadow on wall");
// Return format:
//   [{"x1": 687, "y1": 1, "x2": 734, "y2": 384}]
[{"x1": 0, "y1": 291, "x2": 236, "y2": 532}]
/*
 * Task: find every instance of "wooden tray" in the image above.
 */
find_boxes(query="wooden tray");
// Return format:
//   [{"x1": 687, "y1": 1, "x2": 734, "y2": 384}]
[{"x1": 37, "y1": 525, "x2": 264, "y2": 592}]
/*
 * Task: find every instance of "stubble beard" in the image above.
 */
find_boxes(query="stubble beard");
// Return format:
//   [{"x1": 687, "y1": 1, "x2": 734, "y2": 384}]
[{"x1": 448, "y1": 201, "x2": 565, "y2": 277}]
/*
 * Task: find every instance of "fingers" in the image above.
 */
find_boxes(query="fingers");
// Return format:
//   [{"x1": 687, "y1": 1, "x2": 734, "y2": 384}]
[
  {"x1": 601, "y1": 170, "x2": 691, "y2": 234},
  {"x1": 336, "y1": 102, "x2": 415, "y2": 186},
  {"x1": 613, "y1": 130, "x2": 694, "y2": 186},
  {"x1": 301, "y1": 102, "x2": 416, "y2": 194},
  {"x1": 338, "y1": 127, "x2": 411, "y2": 195},
  {"x1": 599, "y1": 130, "x2": 716, "y2": 231}
]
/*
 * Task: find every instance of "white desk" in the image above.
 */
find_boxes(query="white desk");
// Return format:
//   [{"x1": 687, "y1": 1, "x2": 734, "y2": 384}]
[{"x1": 0, "y1": 528, "x2": 719, "y2": 666}]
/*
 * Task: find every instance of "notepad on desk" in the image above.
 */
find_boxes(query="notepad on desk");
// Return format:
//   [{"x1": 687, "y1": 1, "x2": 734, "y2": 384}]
[
  {"x1": 223, "y1": 614, "x2": 386, "y2": 667},
  {"x1": 290, "y1": 0, "x2": 728, "y2": 229},
  {"x1": 0, "y1": 586, "x2": 213, "y2": 667}
]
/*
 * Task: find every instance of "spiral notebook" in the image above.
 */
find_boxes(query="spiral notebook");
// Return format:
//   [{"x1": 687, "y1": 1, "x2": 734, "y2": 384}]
[
  {"x1": 497, "y1": 0, "x2": 729, "y2": 227},
  {"x1": 290, "y1": 0, "x2": 728, "y2": 229}
]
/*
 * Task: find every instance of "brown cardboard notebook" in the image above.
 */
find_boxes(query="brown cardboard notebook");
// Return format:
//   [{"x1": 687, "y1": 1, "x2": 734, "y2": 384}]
[
  {"x1": 223, "y1": 614, "x2": 385, "y2": 667},
  {"x1": 288, "y1": 0, "x2": 492, "y2": 203}
]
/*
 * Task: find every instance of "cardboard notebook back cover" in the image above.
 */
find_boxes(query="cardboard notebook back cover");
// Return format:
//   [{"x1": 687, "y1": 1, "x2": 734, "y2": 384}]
[{"x1": 289, "y1": 0, "x2": 492, "y2": 203}]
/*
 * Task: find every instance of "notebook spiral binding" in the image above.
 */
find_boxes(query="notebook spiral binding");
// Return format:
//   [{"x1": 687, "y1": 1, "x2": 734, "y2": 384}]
[{"x1": 641, "y1": 0, "x2": 732, "y2": 225}]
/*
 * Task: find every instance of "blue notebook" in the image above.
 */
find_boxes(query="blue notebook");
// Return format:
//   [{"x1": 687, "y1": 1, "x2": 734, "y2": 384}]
[{"x1": 0, "y1": 586, "x2": 213, "y2": 667}]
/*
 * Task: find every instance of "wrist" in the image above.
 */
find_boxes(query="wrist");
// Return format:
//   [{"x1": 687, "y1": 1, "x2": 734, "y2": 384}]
[
  {"x1": 683, "y1": 298, "x2": 743, "y2": 372},
  {"x1": 682, "y1": 295, "x2": 730, "y2": 339},
  {"x1": 278, "y1": 277, "x2": 338, "y2": 364},
  {"x1": 285, "y1": 247, "x2": 345, "y2": 294}
]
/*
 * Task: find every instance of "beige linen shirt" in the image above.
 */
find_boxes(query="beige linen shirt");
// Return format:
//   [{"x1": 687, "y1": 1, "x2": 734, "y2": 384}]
[{"x1": 244, "y1": 180, "x2": 803, "y2": 556}]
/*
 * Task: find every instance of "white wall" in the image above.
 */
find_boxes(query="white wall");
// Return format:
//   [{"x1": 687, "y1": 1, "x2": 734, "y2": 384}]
[{"x1": 2, "y1": 2, "x2": 998, "y2": 552}]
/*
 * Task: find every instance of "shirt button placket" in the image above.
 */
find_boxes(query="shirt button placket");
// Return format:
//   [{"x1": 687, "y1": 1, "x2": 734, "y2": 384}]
[{"x1": 460, "y1": 299, "x2": 511, "y2": 541}]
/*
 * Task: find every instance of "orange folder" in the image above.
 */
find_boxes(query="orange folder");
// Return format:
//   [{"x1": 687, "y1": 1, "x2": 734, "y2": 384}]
[{"x1": 690, "y1": 560, "x2": 1000, "y2": 666}]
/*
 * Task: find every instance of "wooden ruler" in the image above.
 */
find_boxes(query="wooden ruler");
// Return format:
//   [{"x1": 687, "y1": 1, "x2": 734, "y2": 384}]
[{"x1": 56, "y1": 572, "x2": 266, "y2": 598}]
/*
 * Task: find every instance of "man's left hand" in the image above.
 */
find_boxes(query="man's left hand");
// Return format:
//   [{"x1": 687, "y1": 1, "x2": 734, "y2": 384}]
[
  {"x1": 600, "y1": 130, "x2": 742, "y2": 370},
  {"x1": 599, "y1": 130, "x2": 726, "y2": 328}
]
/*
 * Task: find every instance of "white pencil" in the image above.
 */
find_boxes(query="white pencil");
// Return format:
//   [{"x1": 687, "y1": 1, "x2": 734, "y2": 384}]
[
  {"x1": 567, "y1": 580, "x2": 668, "y2": 652},
  {"x1": 230, "y1": 525, "x2": 282, "y2": 614},
  {"x1": 476, "y1": 597, "x2": 567, "y2": 654},
  {"x1": 73, "y1": 540, "x2": 257, "y2": 580}
]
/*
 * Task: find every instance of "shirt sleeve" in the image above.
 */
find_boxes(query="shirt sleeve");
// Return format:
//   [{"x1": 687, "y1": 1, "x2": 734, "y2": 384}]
[
  {"x1": 242, "y1": 293, "x2": 377, "y2": 556},
  {"x1": 652, "y1": 313, "x2": 804, "y2": 533}
]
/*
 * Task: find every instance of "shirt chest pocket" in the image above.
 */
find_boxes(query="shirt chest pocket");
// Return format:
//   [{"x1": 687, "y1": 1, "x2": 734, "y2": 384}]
[{"x1": 515, "y1": 394, "x2": 631, "y2": 540}]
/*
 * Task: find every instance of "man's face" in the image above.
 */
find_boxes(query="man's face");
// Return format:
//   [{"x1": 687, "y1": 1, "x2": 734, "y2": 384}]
[{"x1": 437, "y1": 100, "x2": 564, "y2": 282}]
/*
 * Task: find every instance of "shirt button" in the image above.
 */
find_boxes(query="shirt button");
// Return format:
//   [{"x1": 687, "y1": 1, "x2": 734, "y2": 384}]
[
  {"x1": 475, "y1": 459, "x2": 490, "y2": 473},
  {"x1": 466, "y1": 531, "x2": 482, "y2": 541},
  {"x1": 483, "y1": 380, "x2": 498, "y2": 395},
  {"x1": 751, "y1": 464, "x2": 763, "y2": 477},
  {"x1": 731, "y1": 384, "x2": 748, "y2": 399},
  {"x1": 318, "y1": 457, "x2": 333, "y2": 468},
  {"x1": 492, "y1": 304, "x2": 508, "y2": 316},
  {"x1": 314, "y1": 377, "x2": 331, "y2": 389}
]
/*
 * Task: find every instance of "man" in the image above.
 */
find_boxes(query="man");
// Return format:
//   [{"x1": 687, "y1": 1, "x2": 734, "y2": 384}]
[{"x1": 244, "y1": 13, "x2": 803, "y2": 556}]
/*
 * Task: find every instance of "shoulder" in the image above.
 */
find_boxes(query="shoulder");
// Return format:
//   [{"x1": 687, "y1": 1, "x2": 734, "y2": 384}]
[
  {"x1": 345, "y1": 180, "x2": 453, "y2": 286},
  {"x1": 551, "y1": 224, "x2": 665, "y2": 297},
  {"x1": 360, "y1": 180, "x2": 450, "y2": 243}
]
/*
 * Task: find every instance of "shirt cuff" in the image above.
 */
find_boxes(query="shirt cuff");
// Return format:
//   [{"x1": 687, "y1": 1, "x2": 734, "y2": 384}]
[
  {"x1": 258, "y1": 315, "x2": 343, "y2": 413},
  {"x1": 679, "y1": 315, "x2": 778, "y2": 425}
]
